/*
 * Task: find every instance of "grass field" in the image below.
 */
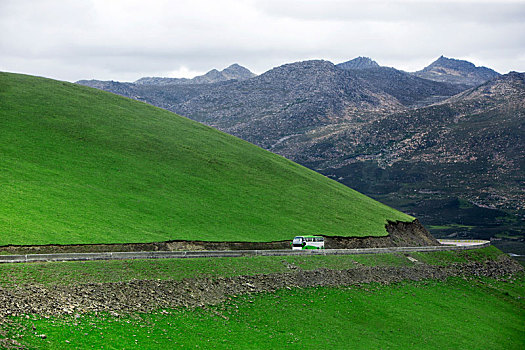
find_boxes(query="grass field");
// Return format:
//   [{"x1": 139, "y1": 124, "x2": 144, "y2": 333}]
[
  {"x1": 0, "y1": 72, "x2": 411, "y2": 246},
  {"x1": 1, "y1": 247, "x2": 522, "y2": 349},
  {"x1": 4, "y1": 275, "x2": 524, "y2": 349}
]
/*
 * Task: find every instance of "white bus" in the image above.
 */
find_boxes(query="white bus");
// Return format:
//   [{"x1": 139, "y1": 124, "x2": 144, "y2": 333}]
[{"x1": 291, "y1": 236, "x2": 325, "y2": 250}]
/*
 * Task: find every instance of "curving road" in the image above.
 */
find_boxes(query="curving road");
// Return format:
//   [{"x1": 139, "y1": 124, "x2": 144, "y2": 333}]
[{"x1": 0, "y1": 240, "x2": 490, "y2": 264}]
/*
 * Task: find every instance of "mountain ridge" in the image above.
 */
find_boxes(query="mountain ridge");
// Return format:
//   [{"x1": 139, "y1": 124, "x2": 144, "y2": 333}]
[
  {"x1": 102, "y1": 63, "x2": 257, "y2": 86},
  {"x1": 413, "y1": 55, "x2": 500, "y2": 86},
  {"x1": 76, "y1": 58, "x2": 468, "y2": 146}
]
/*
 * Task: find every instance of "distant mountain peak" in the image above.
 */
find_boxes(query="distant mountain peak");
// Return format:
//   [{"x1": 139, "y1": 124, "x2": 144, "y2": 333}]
[
  {"x1": 414, "y1": 56, "x2": 500, "y2": 86},
  {"x1": 425, "y1": 56, "x2": 477, "y2": 71},
  {"x1": 134, "y1": 64, "x2": 256, "y2": 85},
  {"x1": 337, "y1": 57, "x2": 380, "y2": 70},
  {"x1": 221, "y1": 63, "x2": 256, "y2": 80},
  {"x1": 225, "y1": 63, "x2": 244, "y2": 70}
]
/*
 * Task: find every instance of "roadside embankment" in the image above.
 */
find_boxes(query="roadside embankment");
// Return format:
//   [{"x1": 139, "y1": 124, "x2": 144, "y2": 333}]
[
  {"x1": 325, "y1": 219, "x2": 438, "y2": 248},
  {"x1": 0, "y1": 219, "x2": 437, "y2": 255}
]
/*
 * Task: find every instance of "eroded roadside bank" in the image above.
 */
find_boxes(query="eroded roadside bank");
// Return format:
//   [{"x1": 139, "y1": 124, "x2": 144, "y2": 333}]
[{"x1": 0, "y1": 220, "x2": 437, "y2": 255}]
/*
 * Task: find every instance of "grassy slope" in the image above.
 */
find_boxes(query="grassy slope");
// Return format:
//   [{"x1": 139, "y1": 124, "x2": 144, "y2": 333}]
[
  {"x1": 0, "y1": 72, "x2": 411, "y2": 245},
  {"x1": 6, "y1": 276, "x2": 524, "y2": 349}
]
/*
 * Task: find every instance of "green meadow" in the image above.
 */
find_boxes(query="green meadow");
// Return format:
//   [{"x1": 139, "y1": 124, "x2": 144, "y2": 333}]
[
  {"x1": 0, "y1": 72, "x2": 411, "y2": 246},
  {"x1": 1, "y1": 242, "x2": 522, "y2": 349},
  {"x1": 5, "y1": 276, "x2": 524, "y2": 349}
]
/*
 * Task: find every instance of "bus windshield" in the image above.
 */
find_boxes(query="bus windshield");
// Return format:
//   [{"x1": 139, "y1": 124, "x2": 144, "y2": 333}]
[{"x1": 292, "y1": 237, "x2": 303, "y2": 244}]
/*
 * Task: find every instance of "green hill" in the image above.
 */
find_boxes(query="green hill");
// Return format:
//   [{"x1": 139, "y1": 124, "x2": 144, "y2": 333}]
[{"x1": 0, "y1": 72, "x2": 411, "y2": 246}]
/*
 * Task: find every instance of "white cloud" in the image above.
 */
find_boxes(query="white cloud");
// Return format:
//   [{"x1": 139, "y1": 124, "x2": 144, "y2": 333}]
[
  {"x1": 166, "y1": 66, "x2": 207, "y2": 79},
  {"x1": 0, "y1": 0, "x2": 523, "y2": 81}
]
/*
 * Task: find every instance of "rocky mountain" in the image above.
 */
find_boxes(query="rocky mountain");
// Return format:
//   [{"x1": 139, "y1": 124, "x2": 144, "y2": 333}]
[
  {"x1": 133, "y1": 64, "x2": 256, "y2": 86},
  {"x1": 79, "y1": 60, "x2": 407, "y2": 148},
  {"x1": 337, "y1": 57, "x2": 380, "y2": 70},
  {"x1": 283, "y1": 72, "x2": 524, "y2": 246},
  {"x1": 339, "y1": 65, "x2": 466, "y2": 107},
  {"x1": 413, "y1": 56, "x2": 500, "y2": 87},
  {"x1": 174, "y1": 60, "x2": 410, "y2": 149},
  {"x1": 77, "y1": 59, "x2": 466, "y2": 146}
]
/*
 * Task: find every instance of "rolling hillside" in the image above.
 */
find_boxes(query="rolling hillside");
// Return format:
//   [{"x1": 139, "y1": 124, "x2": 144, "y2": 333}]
[{"x1": 0, "y1": 72, "x2": 412, "y2": 246}]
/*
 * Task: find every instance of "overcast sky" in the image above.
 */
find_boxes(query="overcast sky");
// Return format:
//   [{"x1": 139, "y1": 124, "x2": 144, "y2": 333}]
[{"x1": 1, "y1": 0, "x2": 524, "y2": 82}]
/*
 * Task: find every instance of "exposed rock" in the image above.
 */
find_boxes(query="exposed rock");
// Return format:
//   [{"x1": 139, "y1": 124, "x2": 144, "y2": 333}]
[{"x1": 324, "y1": 219, "x2": 438, "y2": 249}]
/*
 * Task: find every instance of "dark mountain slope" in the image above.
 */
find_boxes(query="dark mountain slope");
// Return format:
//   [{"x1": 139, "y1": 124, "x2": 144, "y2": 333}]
[
  {"x1": 292, "y1": 72, "x2": 524, "y2": 243},
  {"x1": 342, "y1": 66, "x2": 466, "y2": 107}
]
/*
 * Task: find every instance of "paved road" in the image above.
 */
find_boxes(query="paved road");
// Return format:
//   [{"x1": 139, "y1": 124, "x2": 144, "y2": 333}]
[
  {"x1": 438, "y1": 239, "x2": 491, "y2": 247},
  {"x1": 0, "y1": 240, "x2": 491, "y2": 264}
]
